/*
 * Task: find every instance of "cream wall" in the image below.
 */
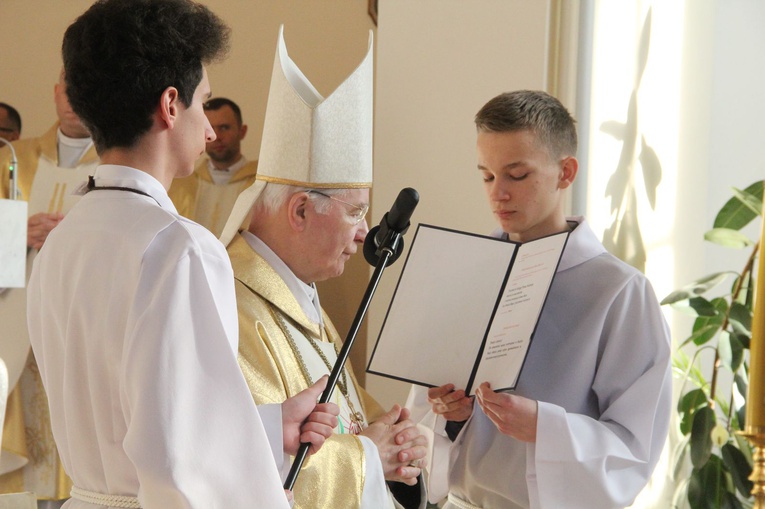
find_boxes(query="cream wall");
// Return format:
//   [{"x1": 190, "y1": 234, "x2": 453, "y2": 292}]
[{"x1": 0, "y1": 0, "x2": 375, "y2": 157}]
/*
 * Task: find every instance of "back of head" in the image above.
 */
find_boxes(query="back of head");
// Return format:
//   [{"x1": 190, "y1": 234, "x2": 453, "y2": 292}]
[
  {"x1": 0, "y1": 102, "x2": 22, "y2": 138},
  {"x1": 62, "y1": 0, "x2": 230, "y2": 152},
  {"x1": 204, "y1": 97, "x2": 243, "y2": 125},
  {"x1": 475, "y1": 90, "x2": 577, "y2": 159}
]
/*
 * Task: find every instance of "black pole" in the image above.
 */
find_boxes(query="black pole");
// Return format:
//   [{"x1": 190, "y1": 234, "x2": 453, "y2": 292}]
[{"x1": 283, "y1": 239, "x2": 398, "y2": 491}]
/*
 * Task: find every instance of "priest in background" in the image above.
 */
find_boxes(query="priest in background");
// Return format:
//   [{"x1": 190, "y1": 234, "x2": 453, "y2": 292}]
[
  {"x1": 169, "y1": 97, "x2": 258, "y2": 237},
  {"x1": 0, "y1": 102, "x2": 22, "y2": 142}
]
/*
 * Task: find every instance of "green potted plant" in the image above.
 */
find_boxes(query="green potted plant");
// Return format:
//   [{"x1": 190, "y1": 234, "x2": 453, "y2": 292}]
[{"x1": 662, "y1": 180, "x2": 763, "y2": 508}]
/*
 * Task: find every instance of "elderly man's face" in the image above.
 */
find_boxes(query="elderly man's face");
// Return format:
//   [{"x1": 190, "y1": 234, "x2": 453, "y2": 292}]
[
  {"x1": 0, "y1": 108, "x2": 20, "y2": 142},
  {"x1": 301, "y1": 188, "x2": 370, "y2": 283}
]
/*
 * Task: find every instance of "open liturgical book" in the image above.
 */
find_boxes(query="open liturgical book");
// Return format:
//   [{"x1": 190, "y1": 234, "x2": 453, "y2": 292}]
[{"x1": 367, "y1": 224, "x2": 569, "y2": 395}]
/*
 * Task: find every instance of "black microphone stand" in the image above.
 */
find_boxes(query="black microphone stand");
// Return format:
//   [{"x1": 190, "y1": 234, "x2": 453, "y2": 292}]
[{"x1": 283, "y1": 222, "x2": 406, "y2": 491}]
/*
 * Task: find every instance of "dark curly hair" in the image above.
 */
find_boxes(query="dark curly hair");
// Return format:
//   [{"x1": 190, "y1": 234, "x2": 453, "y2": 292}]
[{"x1": 62, "y1": 0, "x2": 230, "y2": 152}]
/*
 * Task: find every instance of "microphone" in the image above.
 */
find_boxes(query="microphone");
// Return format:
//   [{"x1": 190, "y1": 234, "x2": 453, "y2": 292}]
[{"x1": 363, "y1": 187, "x2": 419, "y2": 266}]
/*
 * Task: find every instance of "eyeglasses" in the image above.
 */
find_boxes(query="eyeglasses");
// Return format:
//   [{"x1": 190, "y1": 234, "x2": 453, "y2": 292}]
[{"x1": 308, "y1": 190, "x2": 369, "y2": 225}]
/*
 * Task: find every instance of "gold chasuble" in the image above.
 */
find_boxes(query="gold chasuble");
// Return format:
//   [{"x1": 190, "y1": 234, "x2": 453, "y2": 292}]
[
  {"x1": 168, "y1": 158, "x2": 258, "y2": 237},
  {"x1": 229, "y1": 234, "x2": 386, "y2": 509},
  {"x1": 0, "y1": 122, "x2": 98, "y2": 500}
]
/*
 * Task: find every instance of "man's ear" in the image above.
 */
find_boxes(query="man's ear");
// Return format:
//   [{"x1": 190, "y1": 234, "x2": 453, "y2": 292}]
[
  {"x1": 239, "y1": 123, "x2": 248, "y2": 140},
  {"x1": 158, "y1": 86, "x2": 180, "y2": 129},
  {"x1": 558, "y1": 156, "x2": 578, "y2": 190},
  {"x1": 286, "y1": 192, "x2": 310, "y2": 232}
]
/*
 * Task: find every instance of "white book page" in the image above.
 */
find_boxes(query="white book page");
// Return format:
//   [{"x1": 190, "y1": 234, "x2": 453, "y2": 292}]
[
  {"x1": 471, "y1": 232, "x2": 568, "y2": 392},
  {"x1": 368, "y1": 225, "x2": 515, "y2": 390},
  {"x1": 0, "y1": 200, "x2": 27, "y2": 288}
]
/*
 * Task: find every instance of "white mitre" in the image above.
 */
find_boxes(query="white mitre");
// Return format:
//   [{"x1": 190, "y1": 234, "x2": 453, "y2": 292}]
[{"x1": 220, "y1": 25, "x2": 373, "y2": 246}]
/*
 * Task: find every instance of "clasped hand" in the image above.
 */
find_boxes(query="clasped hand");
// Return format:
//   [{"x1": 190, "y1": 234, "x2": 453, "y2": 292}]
[
  {"x1": 361, "y1": 404, "x2": 427, "y2": 485},
  {"x1": 428, "y1": 382, "x2": 538, "y2": 443}
]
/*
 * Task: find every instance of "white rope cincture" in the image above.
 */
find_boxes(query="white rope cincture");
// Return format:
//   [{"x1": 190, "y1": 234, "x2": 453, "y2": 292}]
[
  {"x1": 70, "y1": 486, "x2": 141, "y2": 508},
  {"x1": 447, "y1": 492, "x2": 482, "y2": 509}
]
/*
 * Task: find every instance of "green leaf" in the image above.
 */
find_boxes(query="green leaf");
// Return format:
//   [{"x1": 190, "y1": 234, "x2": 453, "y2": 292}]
[
  {"x1": 688, "y1": 296, "x2": 719, "y2": 317},
  {"x1": 731, "y1": 186, "x2": 763, "y2": 217},
  {"x1": 679, "y1": 388, "x2": 709, "y2": 413},
  {"x1": 680, "y1": 409, "x2": 694, "y2": 436},
  {"x1": 678, "y1": 388, "x2": 709, "y2": 435},
  {"x1": 690, "y1": 318, "x2": 725, "y2": 347},
  {"x1": 738, "y1": 403, "x2": 747, "y2": 430},
  {"x1": 744, "y1": 271, "x2": 754, "y2": 309},
  {"x1": 686, "y1": 298, "x2": 728, "y2": 346},
  {"x1": 733, "y1": 331, "x2": 751, "y2": 350},
  {"x1": 721, "y1": 491, "x2": 744, "y2": 509},
  {"x1": 733, "y1": 373, "x2": 748, "y2": 398},
  {"x1": 714, "y1": 180, "x2": 764, "y2": 230},
  {"x1": 688, "y1": 454, "x2": 725, "y2": 509},
  {"x1": 662, "y1": 272, "x2": 736, "y2": 304},
  {"x1": 729, "y1": 302, "x2": 752, "y2": 334},
  {"x1": 721, "y1": 443, "x2": 753, "y2": 498},
  {"x1": 719, "y1": 332, "x2": 733, "y2": 371},
  {"x1": 691, "y1": 406, "x2": 716, "y2": 468},
  {"x1": 729, "y1": 333, "x2": 745, "y2": 372},
  {"x1": 733, "y1": 432, "x2": 753, "y2": 465},
  {"x1": 704, "y1": 228, "x2": 754, "y2": 249},
  {"x1": 731, "y1": 273, "x2": 751, "y2": 307}
]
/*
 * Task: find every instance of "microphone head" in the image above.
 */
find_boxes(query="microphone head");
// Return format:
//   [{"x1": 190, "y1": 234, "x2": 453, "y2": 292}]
[
  {"x1": 363, "y1": 226, "x2": 382, "y2": 265},
  {"x1": 363, "y1": 225, "x2": 405, "y2": 267},
  {"x1": 388, "y1": 188, "x2": 420, "y2": 232}
]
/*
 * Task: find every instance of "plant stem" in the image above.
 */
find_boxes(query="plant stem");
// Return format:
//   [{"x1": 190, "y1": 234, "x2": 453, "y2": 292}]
[{"x1": 709, "y1": 240, "x2": 759, "y2": 407}]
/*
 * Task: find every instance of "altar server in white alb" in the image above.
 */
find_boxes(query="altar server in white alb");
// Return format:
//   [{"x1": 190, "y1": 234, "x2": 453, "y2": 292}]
[
  {"x1": 27, "y1": 1, "x2": 338, "y2": 508},
  {"x1": 407, "y1": 90, "x2": 672, "y2": 509}
]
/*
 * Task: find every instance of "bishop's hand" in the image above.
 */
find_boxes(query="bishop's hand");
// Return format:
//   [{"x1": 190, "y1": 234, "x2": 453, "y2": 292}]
[{"x1": 361, "y1": 404, "x2": 427, "y2": 486}]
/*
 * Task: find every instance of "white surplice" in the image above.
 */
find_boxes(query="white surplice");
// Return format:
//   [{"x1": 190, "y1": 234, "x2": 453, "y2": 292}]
[
  {"x1": 27, "y1": 165, "x2": 290, "y2": 509},
  {"x1": 407, "y1": 217, "x2": 672, "y2": 509}
]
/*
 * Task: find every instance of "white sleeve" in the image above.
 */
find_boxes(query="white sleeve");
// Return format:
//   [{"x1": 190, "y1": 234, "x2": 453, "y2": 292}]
[
  {"x1": 257, "y1": 403, "x2": 289, "y2": 479},
  {"x1": 405, "y1": 385, "x2": 454, "y2": 504},
  {"x1": 357, "y1": 436, "x2": 395, "y2": 509},
  {"x1": 531, "y1": 277, "x2": 672, "y2": 508},
  {"x1": 121, "y1": 240, "x2": 290, "y2": 508}
]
